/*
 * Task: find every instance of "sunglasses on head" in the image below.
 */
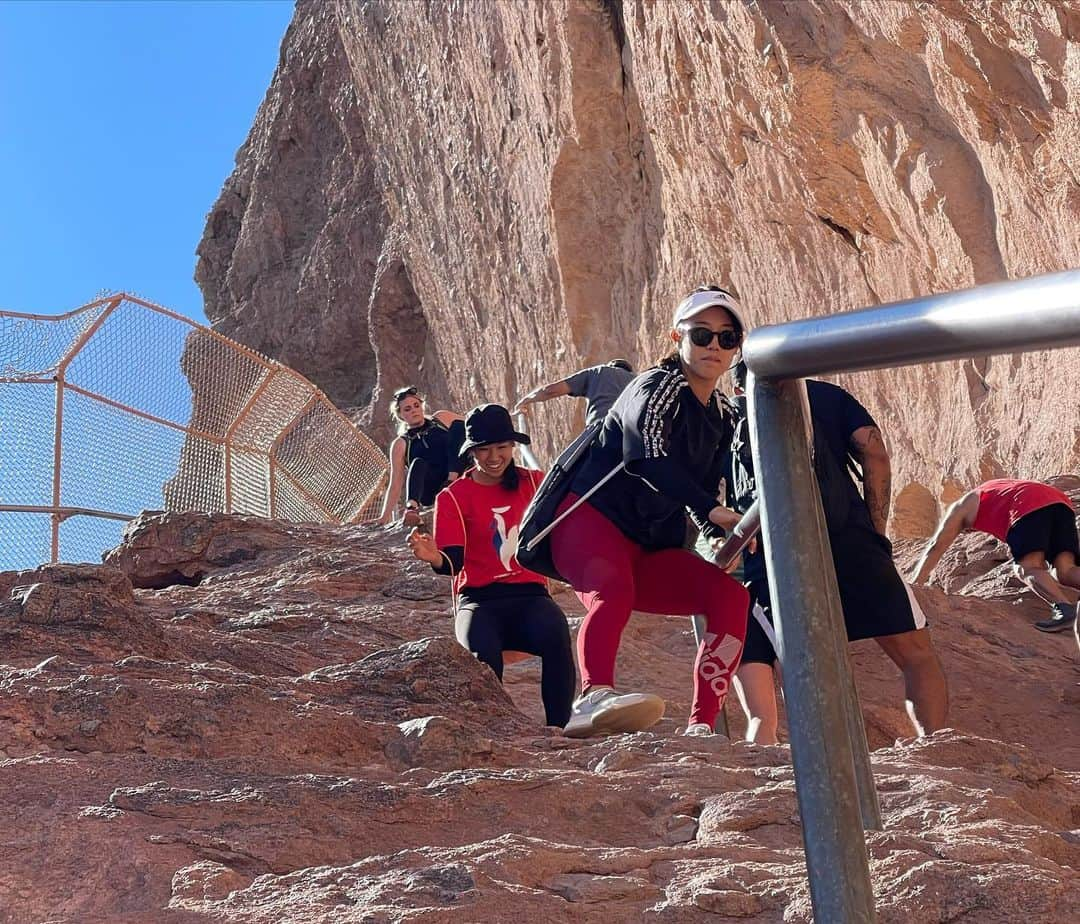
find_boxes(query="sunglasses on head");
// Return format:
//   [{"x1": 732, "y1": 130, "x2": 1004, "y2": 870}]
[
  {"x1": 393, "y1": 387, "x2": 419, "y2": 402},
  {"x1": 684, "y1": 326, "x2": 742, "y2": 350}
]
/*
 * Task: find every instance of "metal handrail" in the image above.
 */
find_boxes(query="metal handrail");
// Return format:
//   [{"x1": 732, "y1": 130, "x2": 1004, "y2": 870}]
[
  {"x1": 741, "y1": 268, "x2": 1080, "y2": 924},
  {"x1": 711, "y1": 501, "x2": 760, "y2": 570},
  {"x1": 744, "y1": 268, "x2": 1080, "y2": 377}
]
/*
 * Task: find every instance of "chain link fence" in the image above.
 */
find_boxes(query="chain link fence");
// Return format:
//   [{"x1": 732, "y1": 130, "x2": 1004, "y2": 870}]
[{"x1": 1, "y1": 293, "x2": 387, "y2": 570}]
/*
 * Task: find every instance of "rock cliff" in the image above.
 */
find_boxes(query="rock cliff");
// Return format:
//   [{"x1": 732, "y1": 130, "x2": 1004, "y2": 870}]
[
  {"x1": 197, "y1": 0, "x2": 1080, "y2": 536},
  {"x1": 0, "y1": 506, "x2": 1077, "y2": 921}
]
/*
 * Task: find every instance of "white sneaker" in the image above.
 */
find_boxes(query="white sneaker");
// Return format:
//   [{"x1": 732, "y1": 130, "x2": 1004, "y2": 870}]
[
  {"x1": 562, "y1": 686, "x2": 665, "y2": 738},
  {"x1": 683, "y1": 723, "x2": 713, "y2": 737}
]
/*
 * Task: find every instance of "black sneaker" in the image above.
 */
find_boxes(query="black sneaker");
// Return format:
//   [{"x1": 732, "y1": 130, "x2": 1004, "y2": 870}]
[{"x1": 1034, "y1": 601, "x2": 1078, "y2": 633}]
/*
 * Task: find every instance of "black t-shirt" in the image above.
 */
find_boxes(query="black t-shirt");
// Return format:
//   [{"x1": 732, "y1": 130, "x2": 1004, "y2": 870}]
[
  {"x1": 571, "y1": 359, "x2": 736, "y2": 550},
  {"x1": 724, "y1": 380, "x2": 878, "y2": 580},
  {"x1": 403, "y1": 418, "x2": 465, "y2": 478},
  {"x1": 806, "y1": 380, "x2": 877, "y2": 482}
]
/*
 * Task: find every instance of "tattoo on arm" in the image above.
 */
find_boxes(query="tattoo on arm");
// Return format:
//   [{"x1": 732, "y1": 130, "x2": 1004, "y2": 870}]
[{"x1": 851, "y1": 427, "x2": 891, "y2": 535}]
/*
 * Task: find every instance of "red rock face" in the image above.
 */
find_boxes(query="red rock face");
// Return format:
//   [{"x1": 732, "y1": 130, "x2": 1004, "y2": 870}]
[
  {"x1": 198, "y1": 0, "x2": 1080, "y2": 539},
  {"x1": 0, "y1": 509, "x2": 1077, "y2": 921}
]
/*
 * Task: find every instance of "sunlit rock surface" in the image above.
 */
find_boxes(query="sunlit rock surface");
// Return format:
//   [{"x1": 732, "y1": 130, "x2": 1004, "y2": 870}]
[
  {"x1": 197, "y1": 0, "x2": 1080, "y2": 541},
  {"x1": 0, "y1": 508, "x2": 1077, "y2": 921}
]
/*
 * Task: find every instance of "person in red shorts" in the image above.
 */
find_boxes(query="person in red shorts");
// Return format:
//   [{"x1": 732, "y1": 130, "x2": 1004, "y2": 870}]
[
  {"x1": 913, "y1": 479, "x2": 1080, "y2": 633},
  {"x1": 550, "y1": 287, "x2": 750, "y2": 738},
  {"x1": 408, "y1": 404, "x2": 575, "y2": 727}
]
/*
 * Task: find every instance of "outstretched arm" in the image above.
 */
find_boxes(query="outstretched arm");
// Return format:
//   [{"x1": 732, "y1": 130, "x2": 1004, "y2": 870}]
[
  {"x1": 912, "y1": 492, "x2": 978, "y2": 583},
  {"x1": 512, "y1": 379, "x2": 572, "y2": 414},
  {"x1": 377, "y1": 438, "x2": 407, "y2": 525},
  {"x1": 850, "y1": 425, "x2": 891, "y2": 536}
]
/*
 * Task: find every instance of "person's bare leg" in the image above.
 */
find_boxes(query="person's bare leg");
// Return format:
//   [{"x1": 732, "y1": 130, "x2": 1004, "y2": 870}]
[
  {"x1": 733, "y1": 662, "x2": 780, "y2": 744},
  {"x1": 875, "y1": 629, "x2": 948, "y2": 736},
  {"x1": 1050, "y1": 551, "x2": 1080, "y2": 598},
  {"x1": 1014, "y1": 551, "x2": 1075, "y2": 605}
]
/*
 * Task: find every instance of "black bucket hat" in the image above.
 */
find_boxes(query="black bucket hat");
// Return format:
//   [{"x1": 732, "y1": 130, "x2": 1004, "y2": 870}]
[{"x1": 458, "y1": 404, "x2": 530, "y2": 457}]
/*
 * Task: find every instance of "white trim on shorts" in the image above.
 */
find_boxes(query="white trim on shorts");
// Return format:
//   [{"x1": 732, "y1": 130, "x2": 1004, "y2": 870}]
[
  {"x1": 752, "y1": 600, "x2": 780, "y2": 659},
  {"x1": 903, "y1": 581, "x2": 928, "y2": 631}
]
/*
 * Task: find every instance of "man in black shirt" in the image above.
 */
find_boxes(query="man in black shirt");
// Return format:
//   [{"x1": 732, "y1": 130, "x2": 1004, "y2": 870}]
[{"x1": 725, "y1": 363, "x2": 949, "y2": 743}]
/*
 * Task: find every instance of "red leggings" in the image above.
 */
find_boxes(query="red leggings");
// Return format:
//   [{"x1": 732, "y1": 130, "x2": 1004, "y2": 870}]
[{"x1": 551, "y1": 496, "x2": 749, "y2": 727}]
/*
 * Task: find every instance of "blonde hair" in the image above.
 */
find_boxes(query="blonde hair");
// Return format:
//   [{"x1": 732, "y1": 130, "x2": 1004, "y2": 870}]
[{"x1": 389, "y1": 386, "x2": 426, "y2": 435}]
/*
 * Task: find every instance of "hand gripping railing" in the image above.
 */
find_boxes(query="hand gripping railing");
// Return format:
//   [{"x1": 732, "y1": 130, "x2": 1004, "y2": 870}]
[
  {"x1": 740, "y1": 268, "x2": 1080, "y2": 923},
  {"x1": 711, "y1": 500, "x2": 760, "y2": 569}
]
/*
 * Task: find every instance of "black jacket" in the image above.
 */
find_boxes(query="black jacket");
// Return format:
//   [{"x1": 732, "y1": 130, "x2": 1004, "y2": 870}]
[{"x1": 571, "y1": 359, "x2": 736, "y2": 550}]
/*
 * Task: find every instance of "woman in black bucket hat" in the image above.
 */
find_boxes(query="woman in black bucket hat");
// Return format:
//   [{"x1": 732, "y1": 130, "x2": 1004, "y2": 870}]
[{"x1": 407, "y1": 404, "x2": 575, "y2": 727}]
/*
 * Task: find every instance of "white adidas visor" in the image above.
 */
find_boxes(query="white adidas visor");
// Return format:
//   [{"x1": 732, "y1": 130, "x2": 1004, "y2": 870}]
[{"x1": 672, "y1": 289, "x2": 747, "y2": 334}]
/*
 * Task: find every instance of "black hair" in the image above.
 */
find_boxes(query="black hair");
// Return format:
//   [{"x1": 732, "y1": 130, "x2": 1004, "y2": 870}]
[
  {"x1": 655, "y1": 350, "x2": 683, "y2": 370},
  {"x1": 500, "y1": 459, "x2": 520, "y2": 491},
  {"x1": 730, "y1": 360, "x2": 748, "y2": 392},
  {"x1": 609, "y1": 358, "x2": 634, "y2": 373}
]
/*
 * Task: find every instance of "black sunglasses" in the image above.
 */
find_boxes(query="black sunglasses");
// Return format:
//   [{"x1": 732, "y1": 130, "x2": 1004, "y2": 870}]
[
  {"x1": 685, "y1": 326, "x2": 742, "y2": 350},
  {"x1": 393, "y1": 387, "x2": 419, "y2": 402}
]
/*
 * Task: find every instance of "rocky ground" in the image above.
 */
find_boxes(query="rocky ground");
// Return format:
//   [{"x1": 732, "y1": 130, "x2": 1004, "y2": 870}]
[{"x1": 0, "y1": 501, "x2": 1077, "y2": 922}]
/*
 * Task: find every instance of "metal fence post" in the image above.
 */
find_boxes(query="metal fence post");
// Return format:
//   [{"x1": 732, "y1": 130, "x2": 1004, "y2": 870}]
[
  {"x1": 49, "y1": 297, "x2": 122, "y2": 562},
  {"x1": 50, "y1": 377, "x2": 63, "y2": 563},
  {"x1": 747, "y1": 374, "x2": 876, "y2": 923}
]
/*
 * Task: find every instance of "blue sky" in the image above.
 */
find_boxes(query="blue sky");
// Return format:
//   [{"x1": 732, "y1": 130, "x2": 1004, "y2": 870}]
[{"x1": 0, "y1": 0, "x2": 295, "y2": 322}]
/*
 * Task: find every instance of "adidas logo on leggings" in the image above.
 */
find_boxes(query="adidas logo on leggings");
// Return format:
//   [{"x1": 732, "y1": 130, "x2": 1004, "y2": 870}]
[{"x1": 699, "y1": 632, "x2": 742, "y2": 697}]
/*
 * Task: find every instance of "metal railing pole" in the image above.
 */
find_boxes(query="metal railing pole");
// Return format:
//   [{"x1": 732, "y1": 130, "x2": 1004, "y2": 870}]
[{"x1": 747, "y1": 374, "x2": 876, "y2": 923}]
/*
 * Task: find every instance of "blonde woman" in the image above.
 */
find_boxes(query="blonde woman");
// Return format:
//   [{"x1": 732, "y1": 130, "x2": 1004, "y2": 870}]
[{"x1": 377, "y1": 386, "x2": 465, "y2": 526}]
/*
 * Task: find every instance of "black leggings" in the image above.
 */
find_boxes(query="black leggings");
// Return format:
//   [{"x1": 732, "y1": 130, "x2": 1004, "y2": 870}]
[
  {"x1": 455, "y1": 589, "x2": 575, "y2": 727},
  {"x1": 406, "y1": 458, "x2": 448, "y2": 506},
  {"x1": 406, "y1": 420, "x2": 466, "y2": 506}
]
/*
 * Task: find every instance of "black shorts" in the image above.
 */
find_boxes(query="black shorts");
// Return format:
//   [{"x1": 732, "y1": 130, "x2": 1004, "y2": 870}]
[
  {"x1": 1005, "y1": 503, "x2": 1080, "y2": 562},
  {"x1": 740, "y1": 578, "x2": 779, "y2": 665},
  {"x1": 739, "y1": 527, "x2": 927, "y2": 666}
]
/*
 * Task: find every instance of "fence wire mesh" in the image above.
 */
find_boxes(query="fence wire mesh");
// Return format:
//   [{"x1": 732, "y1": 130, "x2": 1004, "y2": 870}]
[{"x1": 0, "y1": 294, "x2": 388, "y2": 569}]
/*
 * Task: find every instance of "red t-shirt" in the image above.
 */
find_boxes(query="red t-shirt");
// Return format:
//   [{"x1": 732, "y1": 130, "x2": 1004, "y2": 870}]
[
  {"x1": 433, "y1": 468, "x2": 546, "y2": 593},
  {"x1": 972, "y1": 479, "x2": 1073, "y2": 540}
]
